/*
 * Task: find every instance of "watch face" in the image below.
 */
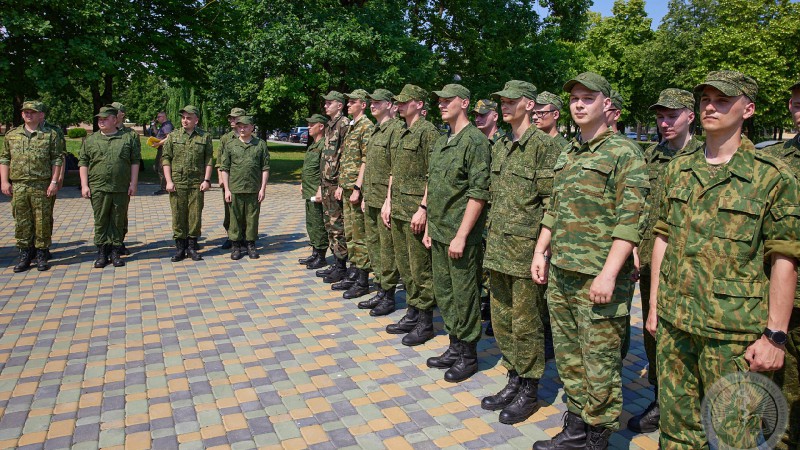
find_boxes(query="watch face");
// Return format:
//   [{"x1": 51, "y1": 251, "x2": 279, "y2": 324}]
[{"x1": 772, "y1": 331, "x2": 788, "y2": 345}]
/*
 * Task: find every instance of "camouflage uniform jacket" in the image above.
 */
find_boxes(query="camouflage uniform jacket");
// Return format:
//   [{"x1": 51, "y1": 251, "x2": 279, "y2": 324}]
[
  {"x1": 427, "y1": 124, "x2": 491, "y2": 246},
  {"x1": 339, "y1": 114, "x2": 374, "y2": 189},
  {"x1": 653, "y1": 136, "x2": 800, "y2": 340},
  {"x1": 219, "y1": 137, "x2": 270, "y2": 194},
  {"x1": 390, "y1": 117, "x2": 439, "y2": 222},
  {"x1": 489, "y1": 129, "x2": 506, "y2": 145},
  {"x1": 43, "y1": 121, "x2": 67, "y2": 156},
  {"x1": 321, "y1": 113, "x2": 350, "y2": 183},
  {"x1": 119, "y1": 125, "x2": 142, "y2": 157},
  {"x1": 550, "y1": 133, "x2": 570, "y2": 151},
  {"x1": 161, "y1": 127, "x2": 214, "y2": 187},
  {"x1": 1, "y1": 125, "x2": 63, "y2": 187},
  {"x1": 216, "y1": 129, "x2": 238, "y2": 169},
  {"x1": 541, "y1": 128, "x2": 649, "y2": 279},
  {"x1": 302, "y1": 138, "x2": 324, "y2": 199},
  {"x1": 363, "y1": 118, "x2": 400, "y2": 209},
  {"x1": 484, "y1": 126, "x2": 561, "y2": 278},
  {"x1": 78, "y1": 129, "x2": 141, "y2": 193},
  {"x1": 639, "y1": 137, "x2": 704, "y2": 265}
]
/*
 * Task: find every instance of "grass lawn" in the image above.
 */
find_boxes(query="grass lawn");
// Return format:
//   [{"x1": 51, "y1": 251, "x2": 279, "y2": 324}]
[{"x1": 0, "y1": 135, "x2": 304, "y2": 186}]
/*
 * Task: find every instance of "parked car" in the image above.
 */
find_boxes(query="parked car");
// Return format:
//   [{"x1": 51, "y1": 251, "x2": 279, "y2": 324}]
[
  {"x1": 276, "y1": 131, "x2": 290, "y2": 141},
  {"x1": 754, "y1": 139, "x2": 783, "y2": 149},
  {"x1": 625, "y1": 132, "x2": 638, "y2": 140},
  {"x1": 289, "y1": 127, "x2": 309, "y2": 143},
  {"x1": 299, "y1": 131, "x2": 309, "y2": 145}
]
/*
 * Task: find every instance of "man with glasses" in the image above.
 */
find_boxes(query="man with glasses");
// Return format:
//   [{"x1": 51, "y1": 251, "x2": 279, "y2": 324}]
[{"x1": 533, "y1": 92, "x2": 568, "y2": 150}]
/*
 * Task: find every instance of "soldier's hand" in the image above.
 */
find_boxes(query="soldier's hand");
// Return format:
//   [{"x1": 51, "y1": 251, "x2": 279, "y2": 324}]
[
  {"x1": 422, "y1": 234, "x2": 432, "y2": 249},
  {"x1": 128, "y1": 183, "x2": 137, "y2": 196},
  {"x1": 645, "y1": 308, "x2": 658, "y2": 336},
  {"x1": 589, "y1": 273, "x2": 616, "y2": 304},
  {"x1": 631, "y1": 248, "x2": 641, "y2": 281},
  {"x1": 225, "y1": 190, "x2": 232, "y2": 203},
  {"x1": 360, "y1": 200, "x2": 365, "y2": 213},
  {"x1": 166, "y1": 182, "x2": 176, "y2": 193},
  {"x1": 381, "y1": 202, "x2": 392, "y2": 228},
  {"x1": 410, "y1": 208, "x2": 427, "y2": 234},
  {"x1": 746, "y1": 336, "x2": 786, "y2": 372},
  {"x1": 448, "y1": 236, "x2": 466, "y2": 259},
  {"x1": 200, "y1": 180, "x2": 211, "y2": 192},
  {"x1": 1, "y1": 182, "x2": 12, "y2": 196},
  {"x1": 349, "y1": 190, "x2": 360, "y2": 205},
  {"x1": 82, "y1": 186, "x2": 91, "y2": 199},
  {"x1": 335, "y1": 186, "x2": 343, "y2": 201},
  {"x1": 46, "y1": 183, "x2": 59, "y2": 197},
  {"x1": 531, "y1": 253, "x2": 549, "y2": 284},
  {"x1": 258, "y1": 189, "x2": 265, "y2": 203}
]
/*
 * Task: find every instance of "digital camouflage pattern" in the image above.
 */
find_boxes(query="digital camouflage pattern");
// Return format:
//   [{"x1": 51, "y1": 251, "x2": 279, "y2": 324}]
[
  {"x1": 392, "y1": 216, "x2": 434, "y2": 310},
  {"x1": 215, "y1": 129, "x2": 237, "y2": 169},
  {"x1": 431, "y1": 240, "x2": 482, "y2": 343},
  {"x1": 79, "y1": 129, "x2": 141, "y2": 193},
  {"x1": 363, "y1": 117, "x2": 401, "y2": 208},
  {"x1": 536, "y1": 91, "x2": 563, "y2": 112},
  {"x1": 390, "y1": 117, "x2": 438, "y2": 221},
  {"x1": 1, "y1": 125, "x2": 63, "y2": 185},
  {"x1": 649, "y1": 88, "x2": 695, "y2": 111},
  {"x1": 321, "y1": 113, "x2": 350, "y2": 183},
  {"x1": 489, "y1": 129, "x2": 506, "y2": 144},
  {"x1": 321, "y1": 181, "x2": 346, "y2": 259},
  {"x1": 219, "y1": 137, "x2": 270, "y2": 194},
  {"x1": 162, "y1": 127, "x2": 214, "y2": 187},
  {"x1": 11, "y1": 184, "x2": 54, "y2": 249},
  {"x1": 339, "y1": 114, "x2": 373, "y2": 189},
  {"x1": 365, "y1": 205, "x2": 399, "y2": 290},
  {"x1": 694, "y1": 70, "x2": 758, "y2": 103}
]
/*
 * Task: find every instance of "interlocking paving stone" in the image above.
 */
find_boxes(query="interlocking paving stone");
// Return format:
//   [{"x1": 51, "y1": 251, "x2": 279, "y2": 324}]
[{"x1": 0, "y1": 183, "x2": 659, "y2": 448}]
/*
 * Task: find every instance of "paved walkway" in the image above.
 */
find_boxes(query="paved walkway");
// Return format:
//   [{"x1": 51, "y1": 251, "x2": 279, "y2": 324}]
[{"x1": 0, "y1": 183, "x2": 659, "y2": 449}]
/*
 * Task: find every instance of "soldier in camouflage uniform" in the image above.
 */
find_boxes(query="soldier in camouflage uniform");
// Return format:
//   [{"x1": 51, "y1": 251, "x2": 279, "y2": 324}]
[
  {"x1": 425, "y1": 83, "x2": 491, "y2": 383},
  {"x1": 217, "y1": 107, "x2": 246, "y2": 250},
  {"x1": 161, "y1": 105, "x2": 214, "y2": 262},
  {"x1": 332, "y1": 89, "x2": 374, "y2": 298},
  {"x1": 534, "y1": 91, "x2": 569, "y2": 150},
  {"x1": 531, "y1": 73, "x2": 649, "y2": 450},
  {"x1": 627, "y1": 88, "x2": 703, "y2": 434},
  {"x1": 79, "y1": 106, "x2": 141, "y2": 269},
  {"x1": 299, "y1": 114, "x2": 330, "y2": 270},
  {"x1": 646, "y1": 71, "x2": 800, "y2": 450},
  {"x1": 219, "y1": 116, "x2": 270, "y2": 260},
  {"x1": 41, "y1": 104, "x2": 67, "y2": 261},
  {"x1": 315, "y1": 91, "x2": 350, "y2": 283},
  {"x1": 110, "y1": 102, "x2": 141, "y2": 256},
  {"x1": 358, "y1": 89, "x2": 401, "y2": 311},
  {"x1": 1, "y1": 100, "x2": 64, "y2": 272},
  {"x1": 481, "y1": 80, "x2": 560, "y2": 424},
  {"x1": 380, "y1": 84, "x2": 438, "y2": 343},
  {"x1": 606, "y1": 90, "x2": 623, "y2": 134}
]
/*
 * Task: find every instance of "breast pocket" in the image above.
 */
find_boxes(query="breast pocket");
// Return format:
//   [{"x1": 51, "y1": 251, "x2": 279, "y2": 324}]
[
  {"x1": 713, "y1": 196, "x2": 761, "y2": 252},
  {"x1": 535, "y1": 168, "x2": 555, "y2": 197},
  {"x1": 666, "y1": 187, "x2": 691, "y2": 227},
  {"x1": 577, "y1": 161, "x2": 613, "y2": 197}
]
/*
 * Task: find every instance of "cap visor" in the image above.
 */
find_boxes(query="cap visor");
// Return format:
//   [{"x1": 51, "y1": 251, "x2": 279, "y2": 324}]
[
  {"x1": 694, "y1": 81, "x2": 741, "y2": 97},
  {"x1": 491, "y1": 90, "x2": 523, "y2": 99}
]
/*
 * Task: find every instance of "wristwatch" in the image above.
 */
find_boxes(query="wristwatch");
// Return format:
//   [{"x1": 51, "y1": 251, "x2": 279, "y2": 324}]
[
  {"x1": 763, "y1": 327, "x2": 788, "y2": 346},
  {"x1": 203, "y1": 179, "x2": 211, "y2": 183},
  {"x1": 353, "y1": 185, "x2": 361, "y2": 191}
]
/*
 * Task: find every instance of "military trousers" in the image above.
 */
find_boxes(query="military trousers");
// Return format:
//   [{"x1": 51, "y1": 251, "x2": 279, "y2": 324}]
[
  {"x1": 431, "y1": 239, "x2": 481, "y2": 343},
  {"x1": 222, "y1": 187, "x2": 231, "y2": 232},
  {"x1": 639, "y1": 264, "x2": 657, "y2": 387},
  {"x1": 11, "y1": 182, "x2": 53, "y2": 249},
  {"x1": 320, "y1": 181, "x2": 346, "y2": 259},
  {"x1": 90, "y1": 191, "x2": 129, "y2": 246},
  {"x1": 775, "y1": 308, "x2": 800, "y2": 450},
  {"x1": 342, "y1": 188, "x2": 370, "y2": 270},
  {"x1": 489, "y1": 270, "x2": 546, "y2": 379},
  {"x1": 169, "y1": 187, "x2": 204, "y2": 239},
  {"x1": 365, "y1": 205, "x2": 399, "y2": 290},
  {"x1": 548, "y1": 265, "x2": 631, "y2": 430},
  {"x1": 228, "y1": 193, "x2": 259, "y2": 242},
  {"x1": 305, "y1": 199, "x2": 328, "y2": 250},
  {"x1": 391, "y1": 217, "x2": 434, "y2": 311}
]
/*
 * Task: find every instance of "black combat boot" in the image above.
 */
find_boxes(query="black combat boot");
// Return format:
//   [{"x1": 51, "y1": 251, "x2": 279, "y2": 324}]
[
  {"x1": 306, "y1": 248, "x2": 327, "y2": 270},
  {"x1": 110, "y1": 246, "x2": 125, "y2": 267},
  {"x1": 499, "y1": 377, "x2": 540, "y2": 424},
  {"x1": 171, "y1": 239, "x2": 187, "y2": 262},
  {"x1": 627, "y1": 388, "x2": 659, "y2": 433},
  {"x1": 332, "y1": 266, "x2": 358, "y2": 290},
  {"x1": 187, "y1": 238, "x2": 203, "y2": 261},
  {"x1": 220, "y1": 239, "x2": 232, "y2": 250},
  {"x1": 246, "y1": 241, "x2": 259, "y2": 259},
  {"x1": 444, "y1": 340, "x2": 478, "y2": 383},
  {"x1": 385, "y1": 306, "x2": 419, "y2": 334},
  {"x1": 401, "y1": 308, "x2": 434, "y2": 346},
  {"x1": 35, "y1": 249, "x2": 50, "y2": 271},
  {"x1": 231, "y1": 241, "x2": 244, "y2": 260},
  {"x1": 13, "y1": 247, "x2": 34, "y2": 273},
  {"x1": 343, "y1": 269, "x2": 370, "y2": 299},
  {"x1": 119, "y1": 243, "x2": 130, "y2": 256},
  {"x1": 532, "y1": 411, "x2": 587, "y2": 450},
  {"x1": 369, "y1": 286, "x2": 395, "y2": 316},
  {"x1": 585, "y1": 425, "x2": 612, "y2": 450},
  {"x1": 322, "y1": 257, "x2": 348, "y2": 283},
  {"x1": 481, "y1": 370, "x2": 521, "y2": 411},
  {"x1": 427, "y1": 335, "x2": 459, "y2": 369},
  {"x1": 298, "y1": 248, "x2": 318, "y2": 265},
  {"x1": 315, "y1": 261, "x2": 337, "y2": 277},
  {"x1": 358, "y1": 288, "x2": 384, "y2": 309},
  {"x1": 93, "y1": 245, "x2": 110, "y2": 269}
]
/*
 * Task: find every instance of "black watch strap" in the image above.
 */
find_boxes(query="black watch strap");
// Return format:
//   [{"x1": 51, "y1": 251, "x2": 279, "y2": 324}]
[
  {"x1": 764, "y1": 327, "x2": 788, "y2": 346},
  {"x1": 353, "y1": 185, "x2": 361, "y2": 191}
]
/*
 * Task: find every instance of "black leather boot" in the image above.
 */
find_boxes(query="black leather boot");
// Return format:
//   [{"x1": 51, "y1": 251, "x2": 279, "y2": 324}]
[
  {"x1": 315, "y1": 261, "x2": 337, "y2": 277},
  {"x1": 481, "y1": 370, "x2": 520, "y2": 411},
  {"x1": 231, "y1": 241, "x2": 244, "y2": 260},
  {"x1": 358, "y1": 288, "x2": 384, "y2": 309},
  {"x1": 385, "y1": 306, "x2": 419, "y2": 334},
  {"x1": 306, "y1": 248, "x2": 327, "y2": 270},
  {"x1": 532, "y1": 411, "x2": 587, "y2": 450},
  {"x1": 187, "y1": 238, "x2": 203, "y2": 261},
  {"x1": 13, "y1": 247, "x2": 33, "y2": 273},
  {"x1": 343, "y1": 269, "x2": 370, "y2": 299},
  {"x1": 322, "y1": 257, "x2": 348, "y2": 283},
  {"x1": 298, "y1": 248, "x2": 317, "y2": 264},
  {"x1": 35, "y1": 249, "x2": 50, "y2": 271},
  {"x1": 444, "y1": 340, "x2": 478, "y2": 382},
  {"x1": 585, "y1": 425, "x2": 612, "y2": 450},
  {"x1": 369, "y1": 286, "x2": 395, "y2": 316},
  {"x1": 332, "y1": 266, "x2": 358, "y2": 290},
  {"x1": 110, "y1": 246, "x2": 125, "y2": 267},
  {"x1": 119, "y1": 243, "x2": 130, "y2": 255},
  {"x1": 427, "y1": 335, "x2": 459, "y2": 369},
  {"x1": 220, "y1": 239, "x2": 232, "y2": 250},
  {"x1": 499, "y1": 377, "x2": 540, "y2": 424},
  {"x1": 402, "y1": 308, "x2": 434, "y2": 346},
  {"x1": 93, "y1": 245, "x2": 110, "y2": 269},
  {"x1": 627, "y1": 392, "x2": 659, "y2": 433},
  {"x1": 171, "y1": 239, "x2": 187, "y2": 262},
  {"x1": 246, "y1": 241, "x2": 259, "y2": 259}
]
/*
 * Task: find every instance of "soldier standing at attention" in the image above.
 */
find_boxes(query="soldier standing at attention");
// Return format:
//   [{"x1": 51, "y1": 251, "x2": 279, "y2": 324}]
[
  {"x1": 79, "y1": 106, "x2": 141, "y2": 268},
  {"x1": 481, "y1": 80, "x2": 560, "y2": 424},
  {"x1": 473, "y1": 99, "x2": 504, "y2": 143},
  {"x1": 220, "y1": 115, "x2": 270, "y2": 260},
  {"x1": 151, "y1": 111, "x2": 173, "y2": 195},
  {"x1": 111, "y1": 102, "x2": 140, "y2": 256},
  {"x1": 332, "y1": 89, "x2": 374, "y2": 298},
  {"x1": 379, "y1": 85, "x2": 438, "y2": 342},
  {"x1": 161, "y1": 105, "x2": 214, "y2": 262},
  {"x1": 358, "y1": 89, "x2": 401, "y2": 311},
  {"x1": 647, "y1": 71, "x2": 799, "y2": 449},
  {"x1": 531, "y1": 72, "x2": 649, "y2": 449},
  {"x1": 424, "y1": 83, "x2": 491, "y2": 382},
  {"x1": 299, "y1": 114, "x2": 330, "y2": 270},
  {"x1": 217, "y1": 108, "x2": 246, "y2": 250},
  {"x1": 626, "y1": 88, "x2": 703, "y2": 434},
  {"x1": 315, "y1": 91, "x2": 350, "y2": 283},
  {"x1": 1, "y1": 100, "x2": 64, "y2": 272},
  {"x1": 534, "y1": 91, "x2": 569, "y2": 150}
]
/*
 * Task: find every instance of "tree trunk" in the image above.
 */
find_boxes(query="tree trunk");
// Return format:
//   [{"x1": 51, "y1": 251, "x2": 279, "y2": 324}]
[{"x1": 90, "y1": 74, "x2": 114, "y2": 131}]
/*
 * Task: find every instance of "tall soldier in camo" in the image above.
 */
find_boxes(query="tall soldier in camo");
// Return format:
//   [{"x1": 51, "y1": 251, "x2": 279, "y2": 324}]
[
  {"x1": 299, "y1": 114, "x2": 331, "y2": 270},
  {"x1": 111, "y1": 102, "x2": 140, "y2": 256},
  {"x1": 217, "y1": 107, "x2": 246, "y2": 250}
]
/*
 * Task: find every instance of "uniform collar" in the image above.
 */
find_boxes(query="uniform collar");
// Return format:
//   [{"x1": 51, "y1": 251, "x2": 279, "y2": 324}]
[
  {"x1": 571, "y1": 128, "x2": 614, "y2": 154},
  {"x1": 690, "y1": 135, "x2": 755, "y2": 183},
  {"x1": 181, "y1": 127, "x2": 199, "y2": 137},
  {"x1": 440, "y1": 123, "x2": 476, "y2": 150},
  {"x1": 329, "y1": 113, "x2": 345, "y2": 127}
]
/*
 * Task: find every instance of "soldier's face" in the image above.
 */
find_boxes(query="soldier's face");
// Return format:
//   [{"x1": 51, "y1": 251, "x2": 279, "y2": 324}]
[
  {"x1": 655, "y1": 107, "x2": 694, "y2": 142},
  {"x1": 308, "y1": 122, "x2": 324, "y2": 139},
  {"x1": 181, "y1": 113, "x2": 199, "y2": 131},
  {"x1": 347, "y1": 99, "x2": 365, "y2": 116},
  {"x1": 97, "y1": 115, "x2": 118, "y2": 133},
  {"x1": 533, "y1": 103, "x2": 559, "y2": 132},
  {"x1": 474, "y1": 111, "x2": 497, "y2": 130},
  {"x1": 500, "y1": 97, "x2": 531, "y2": 126},
  {"x1": 699, "y1": 87, "x2": 754, "y2": 133},
  {"x1": 438, "y1": 97, "x2": 467, "y2": 122},
  {"x1": 324, "y1": 100, "x2": 342, "y2": 118},
  {"x1": 236, "y1": 123, "x2": 254, "y2": 138},
  {"x1": 229, "y1": 118, "x2": 238, "y2": 128},
  {"x1": 569, "y1": 85, "x2": 609, "y2": 127},
  {"x1": 397, "y1": 100, "x2": 421, "y2": 118},
  {"x1": 21, "y1": 109, "x2": 43, "y2": 128},
  {"x1": 789, "y1": 90, "x2": 800, "y2": 129},
  {"x1": 370, "y1": 100, "x2": 391, "y2": 119}
]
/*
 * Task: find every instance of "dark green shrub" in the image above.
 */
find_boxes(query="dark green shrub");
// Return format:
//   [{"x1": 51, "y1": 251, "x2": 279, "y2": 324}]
[{"x1": 67, "y1": 128, "x2": 87, "y2": 138}]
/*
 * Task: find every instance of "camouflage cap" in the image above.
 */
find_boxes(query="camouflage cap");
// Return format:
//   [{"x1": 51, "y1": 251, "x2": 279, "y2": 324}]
[
  {"x1": 433, "y1": 83, "x2": 471, "y2": 100},
  {"x1": 694, "y1": 70, "x2": 758, "y2": 103},
  {"x1": 563, "y1": 72, "x2": 612, "y2": 98},
  {"x1": 21, "y1": 100, "x2": 45, "y2": 112},
  {"x1": 227, "y1": 107, "x2": 247, "y2": 118},
  {"x1": 306, "y1": 114, "x2": 329, "y2": 124},
  {"x1": 322, "y1": 91, "x2": 346, "y2": 103},
  {"x1": 110, "y1": 102, "x2": 126, "y2": 113},
  {"x1": 492, "y1": 80, "x2": 537, "y2": 100},
  {"x1": 345, "y1": 89, "x2": 369, "y2": 101},
  {"x1": 609, "y1": 90, "x2": 624, "y2": 110},
  {"x1": 367, "y1": 89, "x2": 394, "y2": 102},
  {"x1": 95, "y1": 106, "x2": 118, "y2": 118},
  {"x1": 235, "y1": 116, "x2": 255, "y2": 125},
  {"x1": 472, "y1": 99, "x2": 497, "y2": 114},
  {"x1": 649, "y1": 88, "x2": 695, "y2": 111},
  {"x1": 179, "y1": 105, "x2": 200, "y2": 116},
  {"x1": 393, "y1": 84, "x2": 428, "y2": 103},
  {"x1": 535, "y1": 91, "x2": 563, "y2": 111}
]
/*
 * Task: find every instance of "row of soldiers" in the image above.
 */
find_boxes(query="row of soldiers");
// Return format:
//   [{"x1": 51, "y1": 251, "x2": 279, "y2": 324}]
[{"x1": 297, "y1": 71, "x2": 800, "y2": 449}]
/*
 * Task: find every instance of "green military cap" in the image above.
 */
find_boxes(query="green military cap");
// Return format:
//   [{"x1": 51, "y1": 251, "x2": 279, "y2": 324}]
[
  {"x1": 368, "y1": 89, "x2": 394, "y2": 102},
  {"x1": 95, "y1": 106, "x2": 118, "y2": 118},
  {"x1": 227, "y1": 107, "x2": 247, "y2": 118},
  {"x1": 21, "y1": 100, "x2": 45, "y2": 112},
  {"x1": 179, "y1": 105, "x2": 200, "y2": 116},
  {"x1": 110, "y1": 102, "x2": 126, "y2": 113},
  {"x1": 345, "y1": 89, "x2": 369, "y2": 101},
  {"x1": 472, "y1": 99, "x2": 497, "y2": 114},
  {"x1": 609, "y1": 90, "x2": 624, "y2": 110},
  {"x1": 322, "y1": 90, "x2": 346, "y2": 103},
  {"x1": 433, "y1": 83, "x2": 471, "y2": 99},
  {"x1": 235, "y1": 115, "x2": 255, "y2": 125},
  {"x1": 694, "y1": 70, "x2": 758, "y2": 103},
  {"x1": 788, "y1": 79, "x2": 800, "y2": 91},
  {"x1": 306, "y1": 114, "x2": 329, "y2": 124},
  {"x1": 492, "y1": 80, "x2": 537, "y2": 100},
  {"x1": 535, "y1": 91, "x2": 563, "y2": 111},
  {"x1": 393, "y1": 84, "x2": 428, "y2": 102},
  {"x1": 649, "y1": 88, "x2": 695, "y2": 111},
  {"x1": 563, "y1": 72, "x2": 612, "y2": 98}
]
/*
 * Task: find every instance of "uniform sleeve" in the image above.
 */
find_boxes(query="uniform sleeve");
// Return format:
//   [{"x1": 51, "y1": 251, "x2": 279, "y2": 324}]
[
  {"x1": 50, "y1": 132, "x2": 63, "y2": 167},
  {"x1": 465, "y1": 136, "x2": 491, "y2": 201},
  {"x1": 360, "y1": 123, "x2": 373, "y2": 165},
  {"x1": 764, "y1": 172, "x2": 800, "y2": 260},
  {"x1": 220, "y1": 141, "x2": 231, "y2": 172},
  {"x1": 78, "y1": 137, "x2": 90, "y2": 167},
  {"x1": 421, "y1": 127, "x2": 439, "y2": 180},
  {"x1": 611, "y1": 147, "x2": 649, "y2": 244},
  {"x1": 1, "y1": 133, "x2": 11, "y2": 165},
  {"x1": 131, "y1": 133, "x2": 141, "y2": 165},
  {"x1": 204, "y1": 136, "x2": 214, "y2": 167},
  {"x1": 261, "y1": 142, "x2": 271, "y2": 172},
  {"x1": 161, "y1": 134, "x2": 173, "y2": 167}
]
